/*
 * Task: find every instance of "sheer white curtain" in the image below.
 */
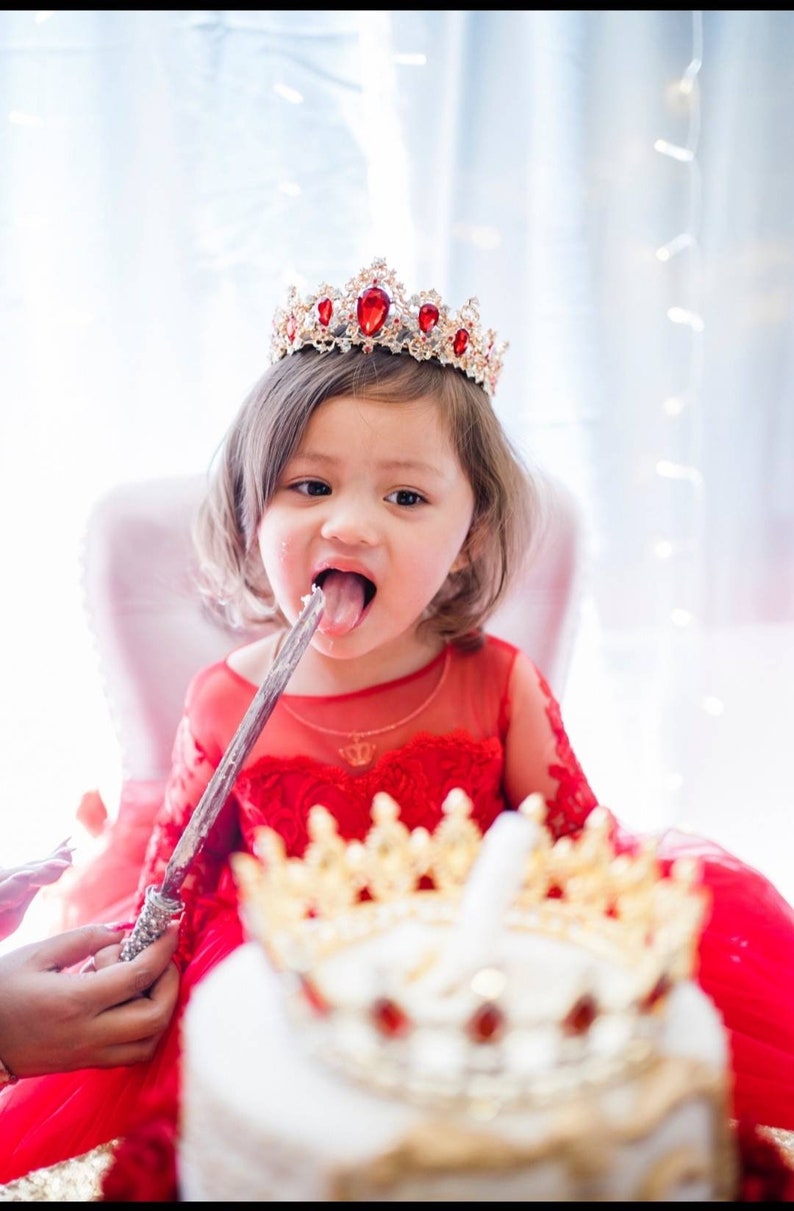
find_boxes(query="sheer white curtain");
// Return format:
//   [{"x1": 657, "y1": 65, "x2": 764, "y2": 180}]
[{"x1": 2, "y1": 11, "x2": 792, "y2": 905}]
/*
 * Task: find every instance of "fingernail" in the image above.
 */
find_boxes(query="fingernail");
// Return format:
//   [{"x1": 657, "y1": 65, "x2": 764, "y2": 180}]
[{"x1": 102, "y1": 919, "x2": 134, "y2": 932}]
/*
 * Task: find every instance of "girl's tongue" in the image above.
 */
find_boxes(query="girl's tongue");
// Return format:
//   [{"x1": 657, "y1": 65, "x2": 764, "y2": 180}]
[{"x1": 316, "y1": 571, "x2": 368, "y2": 637}]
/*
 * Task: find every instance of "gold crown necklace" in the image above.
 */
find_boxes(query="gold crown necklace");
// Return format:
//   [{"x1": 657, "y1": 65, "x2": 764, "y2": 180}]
[{"x1": 279, "y1": 646, "x2": 451, "y2": 769}]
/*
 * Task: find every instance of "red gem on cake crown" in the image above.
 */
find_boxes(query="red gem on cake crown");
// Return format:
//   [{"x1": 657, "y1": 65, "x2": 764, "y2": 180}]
[{"x1": 269, "y1": 258, "x2": 507, "y2": 399}]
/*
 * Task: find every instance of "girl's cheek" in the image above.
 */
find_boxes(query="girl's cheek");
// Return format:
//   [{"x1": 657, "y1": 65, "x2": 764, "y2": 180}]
[{"x1": 273, "y1": 533, "x2": 300, "y2": 573}]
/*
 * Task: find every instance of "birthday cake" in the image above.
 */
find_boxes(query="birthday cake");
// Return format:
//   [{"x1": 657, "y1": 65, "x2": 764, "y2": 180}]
[{"x1": 178, "y1": 792, "x2": 738, "y2": 1201}]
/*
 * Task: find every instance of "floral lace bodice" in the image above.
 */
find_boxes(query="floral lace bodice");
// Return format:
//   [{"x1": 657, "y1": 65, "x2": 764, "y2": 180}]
[{"x1": 136, "y1": 634, "x2": 598, "y2": 962}]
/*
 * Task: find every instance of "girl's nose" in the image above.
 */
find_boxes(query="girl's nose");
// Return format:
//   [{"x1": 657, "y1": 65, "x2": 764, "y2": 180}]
[{"x1": 319, "y1": 495, "x2": 379, "y2": 546}]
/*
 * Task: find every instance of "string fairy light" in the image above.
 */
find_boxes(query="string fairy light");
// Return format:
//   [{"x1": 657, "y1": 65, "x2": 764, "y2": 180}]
[
  {"x1": 652, "y1": 12, "x2": 705, "y2": 567},
  {"x1": 651, "y1": 11, "x2": 718, "y2": 825},
  {"x1": 653, "y1": 138, "x2": 695, "y2": 163},
  {"x1": 656, "y1": 232, "x2": 695, "y2": 261}
]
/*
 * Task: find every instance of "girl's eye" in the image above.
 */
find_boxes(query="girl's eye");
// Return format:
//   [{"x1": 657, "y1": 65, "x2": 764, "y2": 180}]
[
  {"x1": 387, "y1": 488, "x2": 426, "y2": 507},
  {"x1": 291, "y1": 479, "x2": 331, "y2": 497}
]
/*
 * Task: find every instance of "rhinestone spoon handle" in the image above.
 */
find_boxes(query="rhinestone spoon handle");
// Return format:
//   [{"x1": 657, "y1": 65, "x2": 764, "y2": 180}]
[{"x1": 120, "y1": 584, "x2": 325, "y2": 961}]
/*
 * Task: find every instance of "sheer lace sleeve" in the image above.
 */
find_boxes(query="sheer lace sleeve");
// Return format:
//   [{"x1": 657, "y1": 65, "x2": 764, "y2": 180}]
[
  {"x1": 134, "y1": 668, "x2": 243, "y2": 964},
  {"x1": 502, "y1": 649, "x2": 600, "y2": 839}
]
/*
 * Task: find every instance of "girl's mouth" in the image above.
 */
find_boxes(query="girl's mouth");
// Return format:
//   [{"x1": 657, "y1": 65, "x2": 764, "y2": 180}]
[{"x1": 313, "y1": 569, "x2": 376, "y2": 637}]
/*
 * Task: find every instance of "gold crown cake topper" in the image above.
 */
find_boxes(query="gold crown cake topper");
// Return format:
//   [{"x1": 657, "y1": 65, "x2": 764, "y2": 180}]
[
  {"x1": 232, "y1": 791, "x2": 709, "y2": 1114},
  {"x1": 270, "y1": 258, "x2": 507, "y2": 399}
]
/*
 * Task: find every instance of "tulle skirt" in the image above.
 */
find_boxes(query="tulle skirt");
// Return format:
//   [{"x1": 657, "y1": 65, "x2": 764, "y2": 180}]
[{"x1": 616, "y1": 823, "x2": 794, "y2": 1131}]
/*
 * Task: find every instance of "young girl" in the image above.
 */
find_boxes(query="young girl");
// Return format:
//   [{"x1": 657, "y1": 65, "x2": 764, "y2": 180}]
[{"x1": 1, "y1": 260, "x2": 793, "y2": 1188}]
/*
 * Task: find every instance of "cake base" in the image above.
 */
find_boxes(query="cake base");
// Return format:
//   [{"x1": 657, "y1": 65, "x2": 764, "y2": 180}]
[{"x1": 179, "y1": 943, "x2": 737, "y2": 1201}]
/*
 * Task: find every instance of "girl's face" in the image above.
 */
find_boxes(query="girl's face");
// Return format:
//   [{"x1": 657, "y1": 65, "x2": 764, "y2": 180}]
[{"x1": 257, "y1": 392, "x2": 474, "y2": 662}]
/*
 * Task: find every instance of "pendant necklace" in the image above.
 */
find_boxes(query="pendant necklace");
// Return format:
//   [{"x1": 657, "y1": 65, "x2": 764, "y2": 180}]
[{"x1": 279, "y1": 647, "x2": 451, "y2": 769}]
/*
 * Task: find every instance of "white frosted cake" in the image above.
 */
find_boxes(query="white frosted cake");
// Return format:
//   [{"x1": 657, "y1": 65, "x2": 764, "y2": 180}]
[{"x1": 178, "y1": 792, "x2": 738, "y2": 1202}]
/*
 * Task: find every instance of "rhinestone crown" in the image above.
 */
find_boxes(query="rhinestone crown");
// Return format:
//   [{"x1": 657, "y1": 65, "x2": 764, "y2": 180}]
[
  {"x1": 232, "y1": 791, "x2": 709, "y2": 1113},
  {"x1": 270, "y1": 258, "x2": 507, "y2": 399}
]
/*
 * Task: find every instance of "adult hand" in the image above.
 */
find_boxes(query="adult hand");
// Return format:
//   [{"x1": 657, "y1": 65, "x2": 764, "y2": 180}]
[
  {"x1": 0, "y1": 922, "x2": 180, "y2": 1079},
  {"x1": 0, "y1": 840, "x2": 74, "y2": 941}
]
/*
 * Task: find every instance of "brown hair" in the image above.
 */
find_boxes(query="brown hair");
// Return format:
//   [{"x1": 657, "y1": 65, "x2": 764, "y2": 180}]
[{"x1": 194, "y1": 348, "x2": 542, "y2": 645}]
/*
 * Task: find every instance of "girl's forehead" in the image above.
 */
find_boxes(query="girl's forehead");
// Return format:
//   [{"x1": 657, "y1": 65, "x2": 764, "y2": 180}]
[
  {"x1": 306, "y1": 391, "x2": 447, "y2": 430},
  {"x1": 292, "y1": 393, "x2": 463, "y2": 473}
]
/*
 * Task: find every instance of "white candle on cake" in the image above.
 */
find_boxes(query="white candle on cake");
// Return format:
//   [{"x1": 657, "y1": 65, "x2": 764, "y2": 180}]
[{"x1": 425, "y1": 799, "x2": 540, "y2": 994}]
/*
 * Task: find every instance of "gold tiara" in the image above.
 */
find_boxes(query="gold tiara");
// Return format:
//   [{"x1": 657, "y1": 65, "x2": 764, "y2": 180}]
[
  {"x1": 270, "y1": 258, "x2": 507, "y2": 399},
  {"x1": 232, "y1": 791, "x2": 709, "y2": 1113}
]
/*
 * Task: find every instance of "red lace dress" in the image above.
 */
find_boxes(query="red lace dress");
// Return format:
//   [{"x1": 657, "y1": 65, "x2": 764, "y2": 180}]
[{"x1": 1, "y1": 635, "x2": 793, "y2": 1184}]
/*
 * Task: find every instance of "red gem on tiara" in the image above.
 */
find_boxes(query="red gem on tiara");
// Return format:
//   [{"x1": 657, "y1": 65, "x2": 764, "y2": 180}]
[
  {"x1": 453, "y1": 328, "x2": 469, "y2": 356},
  {"x1": 357, "y1": 286, "x2": 391, "y2": 336},
  {"x1": 317, "y1": 297, "x2": 333, "y2": 327},
  {"x1": 418, "y1": 302, "x2": 440, "y2": 334},
  {"x1": 286, "y1": 314, "x2": 297, "y2": 343}
]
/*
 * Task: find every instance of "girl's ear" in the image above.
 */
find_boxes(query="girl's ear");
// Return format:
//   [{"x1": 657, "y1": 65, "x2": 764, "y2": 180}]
[{"x1": 449, "y1": 523, "x2": 481, "y2": 574}]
